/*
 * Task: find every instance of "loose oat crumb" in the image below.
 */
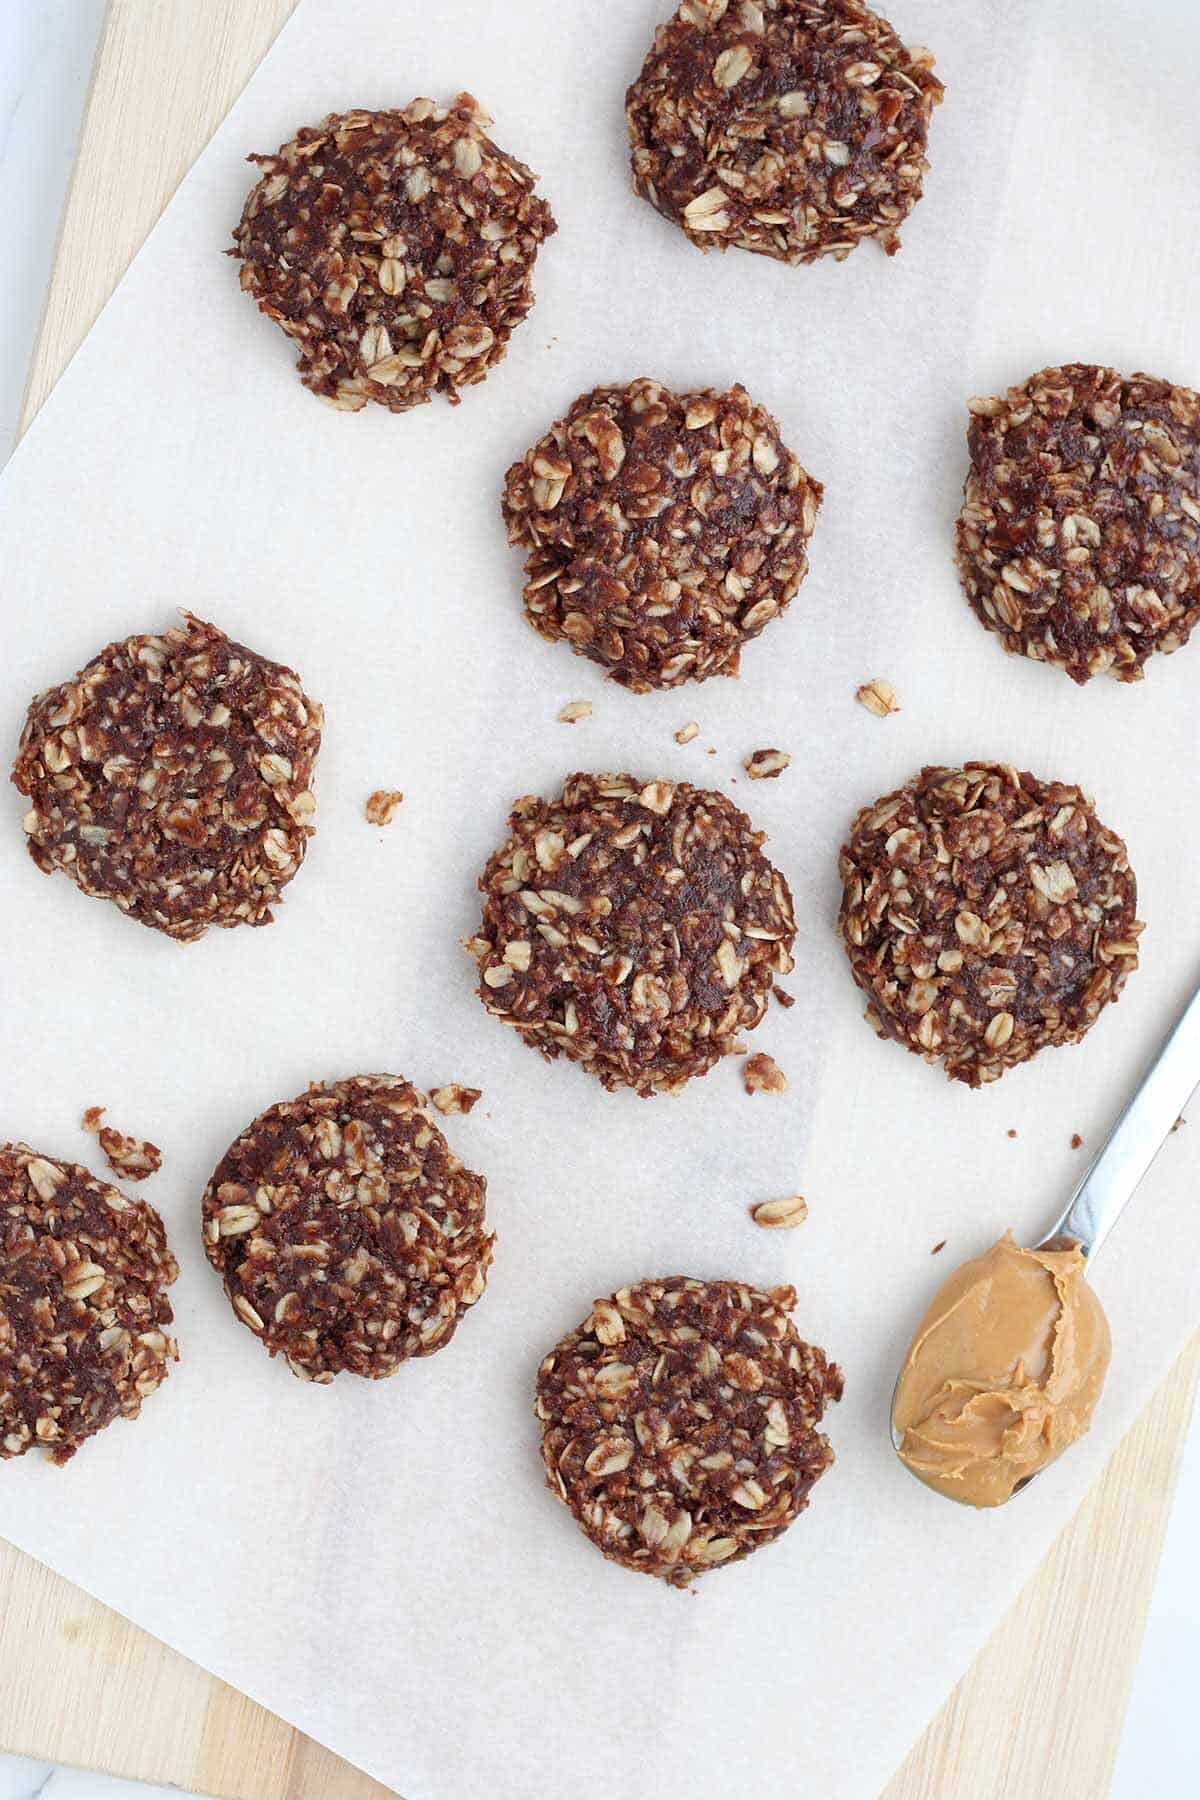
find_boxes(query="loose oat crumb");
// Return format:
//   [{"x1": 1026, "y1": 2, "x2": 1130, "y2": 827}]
[
  {"x1": 81, "y1": 1109, "x2": 162, "y2": 1182},
  {"x1": 773, "y1": 984, "x2": 795, "y2": 1009},
  {"x1": 1172, "y1": 1116, "x2": 1187, "y2": 1133},
  {"x1": 96, "y1": 1129, "x2": 162, "y2": 1183},
  {"x1": 430, "y1": 1084, "x2": 482, "y2": 1117},
  {"x1": 743, "y1": 1052, "x2": 788, "y2": 1095},
  {"x1": 750, "y1": 1194, "x2": 808, "y2": 1230},
  {"x1": 1070, "y1": 1133, "x2": 1083, "y2": 1150},
  {"x1": 931, "y1": 1239, "x2": 947, "y2": 1255},
  {"x1": 744, "y1": 748, "x2": 791, "y2": 781},
  {"x1": 558, "y1": 700, "x2": 592, "y2": 724},
  {"x1": 675, "y1": 721, "x2": 700, "y2": 745},
  {"x1": 855, "y1": 678, "x2": 899, "y2": 718},
  {"x1": 1007, "y1": 1128, "x2": 1018, "y2": 1139},
  {"x1": 365, "y1": 789, "x2": 404, "y2": 826}
]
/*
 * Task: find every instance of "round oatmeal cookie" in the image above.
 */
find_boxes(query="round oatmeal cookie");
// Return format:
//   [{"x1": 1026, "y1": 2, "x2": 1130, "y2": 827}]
[
  {"x1": 232, "y1": 95, "x2": 556, "y2": 412},
  {"x1": 469, "y1": 773, "x2": 796, "y2": 1095},
  {"x1": 956, "y1": 364, "x2": 1200, "y2": 683},
  {"x1": 626, "y1": 0, "x2": 943, "y2": 266},
  {"x1": 12, "y1": 613, "x2": 321, "y2": 943},
  {"x1": 536, "y1": 1276, "x2": 842, "y2": 1586},
  {"x1": 501, "y1": 378, "x2": 822, "y2": 690},
  {"x1": 201, "y1": 1076, "x2": 494, "y2": 1383},
  {"x1": 837, "y1": 763, "x2": 1143, "y2": 1086},
  {"x1": 1, "y1": 1144, "x2": 178, "y2": 1465}
]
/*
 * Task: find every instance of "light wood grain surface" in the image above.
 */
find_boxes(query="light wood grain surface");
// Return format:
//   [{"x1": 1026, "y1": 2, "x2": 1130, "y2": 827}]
[{"x1": 5, "y1": 4, "x2": 1198, "y2": 1796}]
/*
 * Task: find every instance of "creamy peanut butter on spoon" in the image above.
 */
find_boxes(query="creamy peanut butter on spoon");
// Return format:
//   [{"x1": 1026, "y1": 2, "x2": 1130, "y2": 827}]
[{"x1": 891, "y1": 974, "x2": 1200, "y2": 1506}]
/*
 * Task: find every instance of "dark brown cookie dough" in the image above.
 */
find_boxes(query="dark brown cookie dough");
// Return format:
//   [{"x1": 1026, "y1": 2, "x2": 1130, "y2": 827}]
[
  {"x1": 232, "y1": 96, "x2": 556, "y2": 412},
  {"x1": 501, "y1": 379, "x2": 821, "y2": 690},
  {"x1": 201, "y1": 1076, "x2": 494, "y2": 1383},
  {"x1": 956, "y1": 364, "x2": 1200, "y2": 683},
  {"x1": 626, "y1": 0, "x2": 943, "y2": 265},
  {"x1": 468, "y1": 773, "x2": 796, "y2": 1095},
  {"x1": 536, "y1": 1276, "x2": 842, "y2": 1586},
  {"x1": 1, "y1": 1144, "x2": 178, "y2": 1464},
  {"x1": 13, "y1": 613, "x2": 321, "y2": 943},
  {"x1": 837, "y1": 763, "x2": 1143, "y2": 1086}
]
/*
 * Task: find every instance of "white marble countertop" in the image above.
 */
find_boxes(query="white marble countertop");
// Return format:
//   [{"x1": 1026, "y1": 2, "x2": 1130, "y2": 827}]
[{"x1": 0, "y1": 4, "x2": 1195, "y2": 1798}]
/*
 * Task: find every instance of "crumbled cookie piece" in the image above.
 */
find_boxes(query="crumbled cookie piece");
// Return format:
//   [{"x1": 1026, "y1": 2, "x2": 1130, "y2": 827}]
[
  {"x1": 838, "y1": 763, "x2": 1142, "y2": 1085},
  {"x1": 430, "y1": 1084, "x2": 482, "y2": 1117},
  {"x1": 773, "y1": 984, "x2": 795, "y2": 1008},
  {"x1": 856, "y1": 677, "x2": 899, "y2": 717},
  {"x1": 535, "y1": 1276, "x2": 840, "y2": 1585},
  {"x1": 365, "y1": 789, "x2": 404, "y2": 826},
  {"x1": 1, "y1": 1144, "x2": 178, "y2": 1463},
  {"x1": 750, "y1": 1194, "x2": 808, "y2": 1228},
  {"x1": 202, "y1": 1075, "x2": 493, "y2": 1383},
  {"x1": 558, "y1": 701, "x2": 592, "y2": 724},
  {"x1": 956, "y1": 364, "x2": 1200, "y2": 682},
  {"x1": 13, "y1": 614, "x2": 321, "y2": 942},
  {"x1": 470, "y1": 773, "x2": 796, "y2": 1095},
  {"x1": 743, "y1": 1052, "x2": 787, "y2": 1094},
  {"x1": 97, "y1": 1128, "x2": 161, "y2": 1183},
  {"x1": 232, "y1": 96, "x2": 556, "y2": 412},
  {"x1": 675, "y1": 721, "x2": 700, "y2": 745},
  {"x1": 502, "y1": 379, "x2": 821, "y2": 690},
  {"x1": 1070, "y1": 1133, "x2": 1083, "y2": 1150},
  {"x1": 744, "y1": 748, "x2": 790, "y2": 780},
  {"x1": 80, "y1": 1106, "x2": 105, "y2": 1134},
  {"x1": 627, "y1": 0, "x2": 943, "y2": 266}
]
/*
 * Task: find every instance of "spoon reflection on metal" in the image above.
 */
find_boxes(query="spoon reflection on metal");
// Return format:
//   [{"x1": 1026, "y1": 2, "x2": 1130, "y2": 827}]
[{"x1": 889, "y1": 973, "x2": 1200, "y2": 1503}]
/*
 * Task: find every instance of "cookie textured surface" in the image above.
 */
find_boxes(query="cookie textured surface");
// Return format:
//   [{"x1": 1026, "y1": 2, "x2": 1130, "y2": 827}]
[
  {"x1": 202, "y1": 1076, "x2": 494, "y2": 1382},
  {"x1": 502, "y1": 379, "x2": 821, "y2": 690},
  {"x1": 13, "y1": 614, "x2": 321, "y2": 942},
  {"x1": 536, "y1": 1276, "x2": 842, "y2": 1586},
  {"x1": 1, "y1": 1144, "x2": 178, "y2": 1464},
  {"x1": 956, "y1": 364, "x2": 1200, "y2": 683},
  {"x1": 837, "y1": 763, "x2": 1142, "y2": 1086},
  {"x1": 626, "y1": 0, "x2": 943, "y2": 265},
  {"x1": 233, "y1": 96, "x2": 556, "y2": 412},
  {"x1": 469, "y1": 773, "x2": 796, "y2": 1095}
]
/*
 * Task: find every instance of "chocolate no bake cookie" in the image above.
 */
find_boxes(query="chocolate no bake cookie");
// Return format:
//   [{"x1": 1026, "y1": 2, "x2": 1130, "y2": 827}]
[
  {"x1": 502, "y1": 379, "x2": 821, "y2": 690},
  {"x1": 626, "y1": 0, "x2": 943, "y2": 265},
  {"x1": 468, "y1": 773, "x2": 796, "y2": 1095},
  {"x1": 956, "y1": 364, "x2": 1200, "y2": 682},
  {"x1": 232, "y1": 96, "x2": 556, "y2": 412},
  {"x1": 1, "y1": 1144, "x2": 178, "y2": 1464},
  {"x1": 837, "y1": 763, "x2": 1142, "y2": 1085},
  {"x1": 13, "y1": 614, "x2": 321, "y2": 942},
  {"x1": 536, "y1": 1276, "x2": 841, "y2": 1586},
  {"x1": 202, "y1": 1076, "x2": 494, "y2": 1382}
]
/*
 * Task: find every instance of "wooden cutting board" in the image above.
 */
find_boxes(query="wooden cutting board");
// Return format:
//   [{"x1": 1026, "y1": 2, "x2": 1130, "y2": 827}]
[{"x1": 3, "y1": 4, "x2": 1197, "y2": 1795}]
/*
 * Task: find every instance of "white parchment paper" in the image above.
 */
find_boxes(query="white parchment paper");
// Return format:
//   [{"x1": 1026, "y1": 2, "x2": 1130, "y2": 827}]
[{"x1": 1, "y1": 3, "x2": 1198, "y2": 1795}]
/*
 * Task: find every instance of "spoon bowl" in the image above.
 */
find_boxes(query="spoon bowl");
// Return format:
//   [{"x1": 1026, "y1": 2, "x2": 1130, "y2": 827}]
[{"x1": 889, "y1": 973, "x2": 1200, "y2": 1502}]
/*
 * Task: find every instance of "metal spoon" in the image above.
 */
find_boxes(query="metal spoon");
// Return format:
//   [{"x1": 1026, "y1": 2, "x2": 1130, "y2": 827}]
[{"x1": 889, "y1": 973, "x2": 1200, "y2": 1481}]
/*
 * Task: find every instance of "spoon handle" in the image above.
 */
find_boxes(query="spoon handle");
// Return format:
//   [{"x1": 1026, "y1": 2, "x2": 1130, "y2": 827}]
[{"x1": 1044, "y1": 974, "x2": 1200, "y2": 1259}]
